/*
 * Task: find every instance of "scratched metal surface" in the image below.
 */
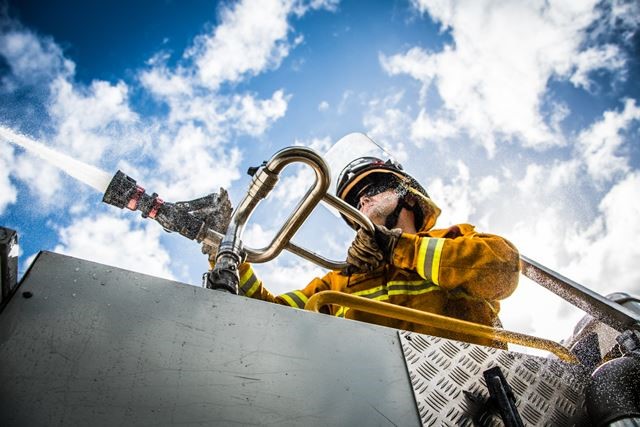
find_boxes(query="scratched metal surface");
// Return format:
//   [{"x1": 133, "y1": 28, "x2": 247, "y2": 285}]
[
  {"x1": 0, "y1": 252, "x2": 420, "y2": 426},
  {"x1": 399, "y1": 331, "x2": 591, "y2": 426}
]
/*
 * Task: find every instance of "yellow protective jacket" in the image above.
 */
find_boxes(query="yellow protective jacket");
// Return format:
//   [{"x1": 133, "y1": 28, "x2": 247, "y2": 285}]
[{"x1": 238, "y1": 223, "x2": 519, "y2": 348}]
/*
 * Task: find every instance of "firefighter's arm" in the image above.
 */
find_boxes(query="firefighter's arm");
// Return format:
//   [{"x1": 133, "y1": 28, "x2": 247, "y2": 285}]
[
  {"x1": 391, "y1": 225, "x2": 520, "y2": 300},
  {"x1": 237, "y1": 263, "x2": 331, "y2": 309}
]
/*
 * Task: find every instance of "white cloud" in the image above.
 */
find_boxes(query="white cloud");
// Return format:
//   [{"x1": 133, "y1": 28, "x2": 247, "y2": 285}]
[
  {"x1": 476, "y1": 175, "x2": 500, "y2": 201},
  {"x1": 53, "y1": 213, "x2": 175, "y2": 280},
  {"x1": 0, "y1": 144, "x2": 17, "y2": 214},
  {"x1": 363, "y1": 92, "x2": 411, "y2": 162},
  {"x1": 151, "y1": 123, "x2": 242, "y2": 200},
  {"x1": 49, "y1": 77, "x2": 138, "y2": 162},
  {"x1": 225, "y1": 90, "x2": 289, "y2": 136},
  {"x1": 570, "y1": 44, "x2": 625, "y2": 90},
  {"x1": 410, "y1": 108, "x2": 459, "y2": 144},
  {"x1": 297, "y1": 135, "x2": 333, "y2": 153},
  {"x1": 243, "y1": 223, "x2": 276, "y2": 248},
  {"x1": 318, "y1": 100, "x2": 330, "y2": 111},
  {"x1": 384, "y1": 0, "x2": 627, "y2": 154},
  {"x1": 576, "y1": 98, "x2": 640, "y2": 183},
  {"x1": 503, "y1": 170, "x2": 640, "y2": 340},
  {"x1": 251, "y1": 257, "x2": 327, "y2": 295},
  {"x1": 427, "y1": 160, "x2": 475, "y2": 226},
  {"x1": 337, "y1": 90, "x2": 354, "y2": 115},
  {"x1": 13, "y1": 153, "x2": 64, "y2": 207},
  {"x1": 268, "y1": 136, "x2": 334, "y2": 208},
  {"x1": 564, "y1": 172, "x2": 640, "y2": 296},
  {"x1": 189, "y1": 0, "x2": 295, "y2": 90},
  {"x1": 590, "y1": 0, "x2": 640, "y2": 45},
  {"x1": 139, "y1": 55, "x2": 193, "y2": 99},
  {"x1": 135, "y1": 0, "x2": 322, "y2": 196},
  {"x1": 270, "y1": 157, "x2": 316, "y2": 207},
  {"x1": 293, "y1": 0, "x2": 340, "y2": 15},
  {"x1": 0, "y1": 27, "x2": 74, "y2": 90}
]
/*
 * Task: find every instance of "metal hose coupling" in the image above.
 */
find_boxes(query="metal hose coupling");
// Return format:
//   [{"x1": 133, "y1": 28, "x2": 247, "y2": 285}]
[{"x1": 206, "y1": 248, "x2": 242, "y2": 294}]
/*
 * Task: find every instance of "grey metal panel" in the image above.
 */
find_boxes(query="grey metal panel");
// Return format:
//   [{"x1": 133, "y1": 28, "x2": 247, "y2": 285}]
[
  {"x1": 0, "y1": 252, "x2": 420, "y2": 426},
  {"x1": 399, "y1": 331, "x2": 590, "y2": 426}
]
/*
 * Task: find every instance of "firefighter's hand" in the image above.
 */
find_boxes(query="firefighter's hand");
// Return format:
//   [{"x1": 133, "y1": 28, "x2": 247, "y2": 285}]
[
  {"x1": 373, "y1": 224, "x2": 402, "y2": 260},
  {"x1": 343, "y1": 225, "x2": 402, "y2": 274}
]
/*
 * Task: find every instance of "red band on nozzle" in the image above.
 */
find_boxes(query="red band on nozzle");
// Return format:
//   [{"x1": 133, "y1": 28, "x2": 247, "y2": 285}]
[
  {"x1": 127, "y1": 186, "x2": 145, "y2": 210},
  {"x1": 148, "y1": 197, "x2": 164, "y2": 219}
]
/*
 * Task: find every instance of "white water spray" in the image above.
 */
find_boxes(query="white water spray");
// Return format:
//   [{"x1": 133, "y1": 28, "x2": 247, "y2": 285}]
[{"x1": 0, "y1": 125, "x2": 113, "y2": 193}]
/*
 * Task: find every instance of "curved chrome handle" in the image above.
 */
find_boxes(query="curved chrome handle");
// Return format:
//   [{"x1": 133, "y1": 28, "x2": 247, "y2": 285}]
[{"x1": 203, "y1": 146, "x2": 374, "y2": 270}]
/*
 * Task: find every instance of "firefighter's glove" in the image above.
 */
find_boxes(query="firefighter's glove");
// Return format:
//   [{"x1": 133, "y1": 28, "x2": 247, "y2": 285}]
[
  {"x1": 343, "y1": 224, "x2": 402, "y2": 275},
  {"x1": 374, "y1": 224, "x2": 402, "y2": 260}
]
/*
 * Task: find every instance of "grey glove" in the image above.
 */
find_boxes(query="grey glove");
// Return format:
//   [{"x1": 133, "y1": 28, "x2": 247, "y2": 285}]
[{"x1": 343, "y1": 224, "x2": 402, "y2": 275}]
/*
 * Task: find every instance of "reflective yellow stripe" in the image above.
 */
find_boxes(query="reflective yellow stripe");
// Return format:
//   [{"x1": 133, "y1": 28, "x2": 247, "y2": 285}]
[
  {"x1": 388, "y1": 280, "x2": 441, "y2": 296},
  {"x1": 244, "y1": 277, "x2": 261, "y2": 297},
  {"x1": 417, "y1": 237, "x2": 445, "y2": 285},
  {"x1": 280, "y1": 291, "x2": 308, "y2": 308},
  {"x1": 416, "y1": 238, "x2": 429, "y2": 278},
  {"x1": 239, "y1": 266, "x2": 253, "y2": 285},
  {"x1": 280, "y1": 293, "x2": 298, "y2": 307},
  {"x1": 336, "y1": 306, "x2": 350, "y2": 317},
  {"x1": 293, "y1": 290, "x2": 308, "y2": 306},
  {"x1": 239, "y1": 266, "x2": 261, "y2": 297},
  {"x1": 431, "y1": 239, "x2": 445, "y2": 285},
  {"x1": 352, "y1": 285, "x2": 385, "y2": 298}
]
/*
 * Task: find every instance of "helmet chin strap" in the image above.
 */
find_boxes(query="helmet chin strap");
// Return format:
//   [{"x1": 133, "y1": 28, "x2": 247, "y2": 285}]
[{"x1": 384, "y1": 197, "x2": 410, "y2": 229}]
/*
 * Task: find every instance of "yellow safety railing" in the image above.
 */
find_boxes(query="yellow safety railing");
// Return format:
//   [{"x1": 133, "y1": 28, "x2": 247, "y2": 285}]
[{"x1": 305, "y1": 291, "x2": 579, "y2": 364}]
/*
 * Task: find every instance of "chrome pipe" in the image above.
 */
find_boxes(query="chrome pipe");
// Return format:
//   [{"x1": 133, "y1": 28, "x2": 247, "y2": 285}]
[
  {"x1": 205, "y1": 146, "x2": 374, "y2": 270},
  {"x1": 520, "y1": 255, "x2": 640, "y2": 332},
  {"x1": 242, "y1": 146, "x2": 330, "y2": 263}
]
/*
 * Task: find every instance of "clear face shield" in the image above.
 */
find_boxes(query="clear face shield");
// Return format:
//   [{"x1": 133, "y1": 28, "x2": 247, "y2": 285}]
[
  {"x1": 321, "y1": 132, "x2": 439, "y2": 230},
  {"x1": 320, "y1": 133, "x2": 397, "y2": 218},
  {"x1": 323, "y1": 133, "x2": 399, "y2": 199}
]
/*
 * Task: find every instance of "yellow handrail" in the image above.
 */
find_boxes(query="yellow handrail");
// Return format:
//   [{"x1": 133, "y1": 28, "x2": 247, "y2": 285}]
[{"x1": 305, "y1": 291, "x2": 579, "y2": 364}]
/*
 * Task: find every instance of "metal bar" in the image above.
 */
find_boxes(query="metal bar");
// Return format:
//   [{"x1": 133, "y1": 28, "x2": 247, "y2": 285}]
[
  {"x1": 284, "y1": 241, "x2": 347, "y2": 271},
  {"x1": 223, "y1": 147, "x2": 330, "y2": 264},
  {"x1": 322, "y1": 193, "x2": 374, "y2": 233},
  {"x1": 520, "y1": 255, "x2": 640, "y2": 332},
  {"x1": 305, "y1": 291, "x2": 580, "y2": 363},
  {"x1": 203, "y1": 146, "x2": 374, "y2": 269}
]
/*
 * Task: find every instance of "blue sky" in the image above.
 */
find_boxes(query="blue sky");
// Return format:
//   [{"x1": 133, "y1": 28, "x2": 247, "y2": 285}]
[{"x1": 1, "y1": 0, "x2": 639, "y2": 344}]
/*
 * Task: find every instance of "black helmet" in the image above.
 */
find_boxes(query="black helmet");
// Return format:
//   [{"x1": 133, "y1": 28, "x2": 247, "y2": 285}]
[{"x1": 336, "y1": 156, "x2": 438, "y2": 230}]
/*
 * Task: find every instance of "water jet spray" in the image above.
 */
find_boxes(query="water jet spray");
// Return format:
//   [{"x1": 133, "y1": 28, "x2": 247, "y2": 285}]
[{"x1": 1, "y1": 126, "x2": 232, "y2": 251}]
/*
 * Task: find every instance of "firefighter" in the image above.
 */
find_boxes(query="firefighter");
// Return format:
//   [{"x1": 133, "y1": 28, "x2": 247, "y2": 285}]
[{"x1": 232, "y1": 157, "x2": 520, "y2": 347}]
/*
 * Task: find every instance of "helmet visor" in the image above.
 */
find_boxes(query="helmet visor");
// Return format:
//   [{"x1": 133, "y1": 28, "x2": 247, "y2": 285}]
[{"x1": 323, "y1": 133, "x2": 397, "y2": 197}]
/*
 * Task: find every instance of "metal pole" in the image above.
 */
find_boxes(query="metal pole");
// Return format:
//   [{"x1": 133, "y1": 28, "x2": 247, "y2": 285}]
[{"x1": 520, "y1": 255, "x2": 640, "y2": 332}]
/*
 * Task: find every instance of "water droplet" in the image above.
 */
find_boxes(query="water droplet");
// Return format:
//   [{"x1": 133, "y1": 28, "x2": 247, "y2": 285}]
[{"x1": 74, "y1": 267, "x2": 80, "y2": 272}]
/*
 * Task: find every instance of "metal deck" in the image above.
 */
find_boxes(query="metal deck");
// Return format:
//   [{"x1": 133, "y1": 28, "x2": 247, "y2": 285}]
[{"x1": 0, "y1": 252, "x2": 420, "y2": 426}]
